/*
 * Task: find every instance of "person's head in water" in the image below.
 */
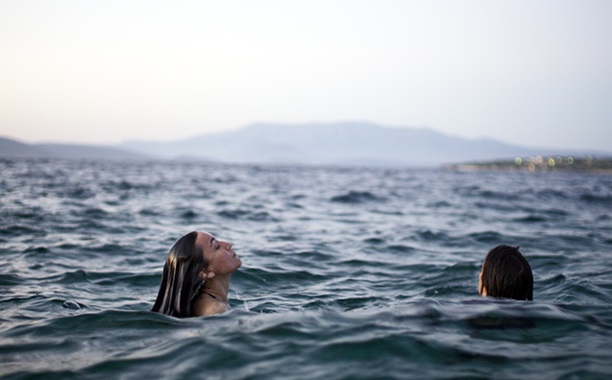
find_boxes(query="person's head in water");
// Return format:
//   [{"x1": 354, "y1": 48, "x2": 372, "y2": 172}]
[
  {"x1": 478, "y1": 245, "x2": 533, "y2": 301},
  {"x1": 152, "y1": 231, "x2": 242, "y2": 317}
]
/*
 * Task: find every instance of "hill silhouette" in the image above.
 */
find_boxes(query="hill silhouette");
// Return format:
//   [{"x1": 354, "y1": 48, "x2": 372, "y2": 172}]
[
  {"x1": 121, "y1": 121, "x2": 590, "y2": 166},
  {"x1": 0, "y1": 137, "x2": 146, "y2": 160},
  {"x1": 3, "y1": 122, "x2": 607, "y2": 166}
]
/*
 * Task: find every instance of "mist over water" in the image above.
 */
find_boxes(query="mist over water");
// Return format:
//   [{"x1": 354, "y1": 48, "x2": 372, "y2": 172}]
[{"x1": 1, "y1": 158, "x2": 611, "y2": 379}]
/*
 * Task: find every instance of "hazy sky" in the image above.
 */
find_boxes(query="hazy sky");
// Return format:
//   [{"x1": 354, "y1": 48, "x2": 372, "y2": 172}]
[{"x1": 1, "y1": 0, "x2": 611, "y2": 151}]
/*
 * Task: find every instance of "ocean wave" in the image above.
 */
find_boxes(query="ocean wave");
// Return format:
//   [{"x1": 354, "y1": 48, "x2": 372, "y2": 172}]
[{"x1": 330, "y1": 191, "x2": 384, "y2": 204}]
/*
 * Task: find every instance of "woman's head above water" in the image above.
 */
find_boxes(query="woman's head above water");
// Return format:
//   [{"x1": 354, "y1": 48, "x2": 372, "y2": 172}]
[
  {"x1": 478, "y1": 245, "x2": 533, "y2": 301},
  {"x1": 152, "y1": 231, "x2": 242, "y2": 317}
]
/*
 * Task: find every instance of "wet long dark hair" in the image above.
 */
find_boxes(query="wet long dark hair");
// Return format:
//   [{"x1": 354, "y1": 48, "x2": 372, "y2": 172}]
[
  {"x1": 152, "y1": 231, "x2": 208, "y2": 317},
  {"x1": 481, "y1": 245, "x2": 533, "y2": 301}
]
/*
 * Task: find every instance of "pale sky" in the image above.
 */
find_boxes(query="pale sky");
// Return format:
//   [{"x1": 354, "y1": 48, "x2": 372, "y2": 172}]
[{"x1": 1, "y1": 0, "x2": 611, "y2": 151}]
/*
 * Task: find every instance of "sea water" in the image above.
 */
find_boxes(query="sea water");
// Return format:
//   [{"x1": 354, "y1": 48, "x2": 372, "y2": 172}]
[{"x1": 1, "y1": 158, "x2": 611, "y2": 379}]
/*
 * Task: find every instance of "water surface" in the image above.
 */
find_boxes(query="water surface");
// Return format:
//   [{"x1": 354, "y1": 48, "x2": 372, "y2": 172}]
[{"x1": 1, "y1": 158, "x2": 611, "y2": 379}]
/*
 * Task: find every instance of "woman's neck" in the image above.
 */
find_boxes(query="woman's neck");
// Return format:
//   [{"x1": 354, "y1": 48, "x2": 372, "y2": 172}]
[
  {"x1": 192, "y1": 274, "x2": 233, "y2": 316},
  {"x1": 203, "y1": 274, "x2": 232, "y2": 303}
]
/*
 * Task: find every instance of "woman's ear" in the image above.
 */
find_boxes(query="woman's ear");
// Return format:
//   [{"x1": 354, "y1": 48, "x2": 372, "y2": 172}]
[{"x1": 200, "y1": 269, "x2": 215, "y2": 280}]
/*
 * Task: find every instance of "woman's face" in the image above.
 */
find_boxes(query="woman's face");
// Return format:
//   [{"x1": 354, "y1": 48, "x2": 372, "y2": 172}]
[
  {"x1": 196, "y1": 232, "x2": 242, "y2": 276},
  {"x1": 478, "y1": 263, "x2": 487, "y2": 296}
]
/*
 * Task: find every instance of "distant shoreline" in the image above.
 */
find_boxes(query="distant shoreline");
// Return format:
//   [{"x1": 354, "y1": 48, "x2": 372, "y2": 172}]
[{"x1": 443, "y1": 155, "x2": 612, "y2": 173}]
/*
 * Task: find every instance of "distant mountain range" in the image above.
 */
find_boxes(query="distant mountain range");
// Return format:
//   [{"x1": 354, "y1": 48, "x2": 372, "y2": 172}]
[
  {"x1": 1, "y1": 122, "x2": 608, "y2": 166},
  {"x1": 0, "y1": 137, "x2": 146, "y2": 160}
]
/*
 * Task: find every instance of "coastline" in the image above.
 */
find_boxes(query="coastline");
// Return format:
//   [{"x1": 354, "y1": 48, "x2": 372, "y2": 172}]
[{"x1": 443, "y1": 155, "x2": 612, "y2": 173}]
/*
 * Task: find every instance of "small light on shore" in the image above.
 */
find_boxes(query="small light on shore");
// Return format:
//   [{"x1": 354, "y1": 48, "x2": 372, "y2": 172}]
[
  {"x1": 567, "y1": 157, "x2": 574, "y2": 165},
  {"x1": 515, "y1": 157, "x2": 523, "y2": 166},
  {"x1": 547, "y1": 158, "x2": 555, "y2": 167}
]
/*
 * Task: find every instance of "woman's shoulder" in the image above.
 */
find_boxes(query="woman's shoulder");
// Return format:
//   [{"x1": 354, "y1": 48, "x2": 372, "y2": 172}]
[{"x1": 192, "y1": 293, "x2": 230, "y2": 317}]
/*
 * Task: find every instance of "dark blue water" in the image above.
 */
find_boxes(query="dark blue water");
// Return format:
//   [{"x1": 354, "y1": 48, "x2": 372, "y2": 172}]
[{"x1": 1, "y1": 158, "x2": 611, "y2": 379}]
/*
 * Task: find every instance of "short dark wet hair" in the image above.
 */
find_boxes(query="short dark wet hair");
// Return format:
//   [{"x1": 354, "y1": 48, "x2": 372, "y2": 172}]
[
  {"x1": 152, "y1": 231, "x2": 208, "y2": 317},
  {"x1": 481, "y1": 245, "x2": 533, "y2": 301}
]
